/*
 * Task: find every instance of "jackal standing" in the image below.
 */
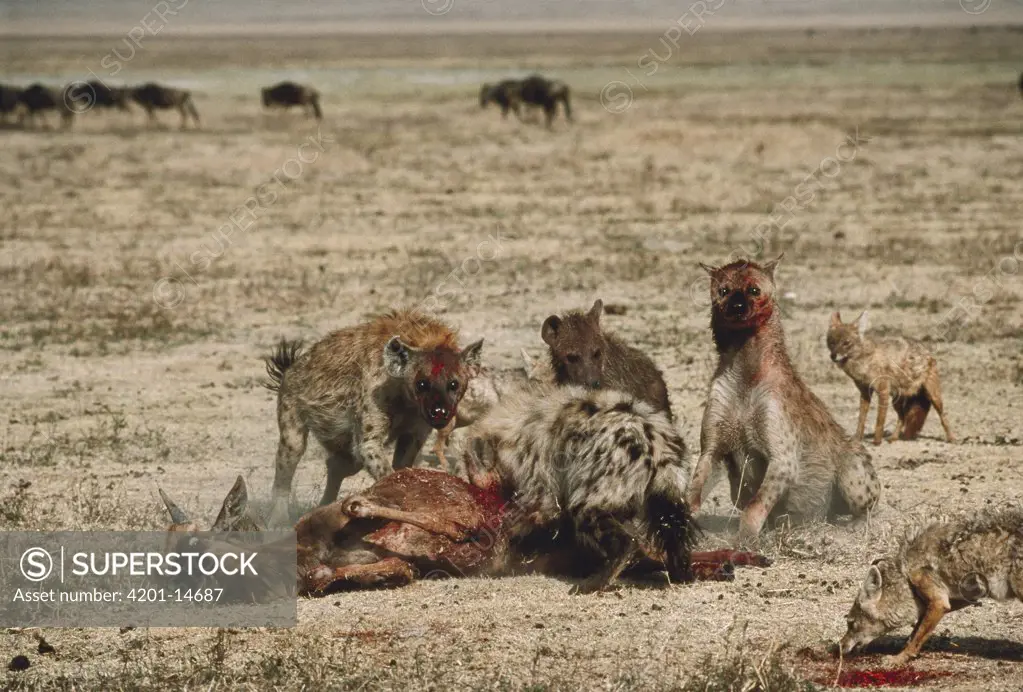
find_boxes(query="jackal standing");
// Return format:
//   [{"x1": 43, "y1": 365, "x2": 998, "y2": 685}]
[{"x1": 827, "y1": 311, "x2": 954, "y2": 445}]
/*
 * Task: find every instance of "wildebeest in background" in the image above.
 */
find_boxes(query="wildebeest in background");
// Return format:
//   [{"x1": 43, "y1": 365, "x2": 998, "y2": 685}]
[
  {"x1": 479, "y1": 79, "x2": 523, "y2": 119},
  {"x1": 519, "y1": 74, "x2": 572, "y2": 128},
  {"x1": 1019, "y1": 71, "x2": 1023, "y2": 98},
  {"x1": 0, "y1": 84, "x2": 21, "y2": 123},
  {"x1": 130, "y1": 82, "x2": 200, "y2": 129},
  {"x1": 64, "y1": 80, "x2": 132, "y2": 116},
  {"x1": 261, "y1": 81, "x2": 322, "y2": 120},
  {"x1": 17, "y1": 83, "x2": 74, "y2": 129}
]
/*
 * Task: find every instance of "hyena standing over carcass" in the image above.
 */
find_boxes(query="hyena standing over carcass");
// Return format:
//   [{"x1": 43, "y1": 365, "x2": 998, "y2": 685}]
[
  {"x1": 264, "y1": 308, "x2": 483, "y2": 527},
  {"x1": 827, "y1": 311, "x2": 954, "y2": 445},
  {"x1": 541, "y1": 298, "x2": 673, "y2": 418},
  {"x1": 687, "y1": 257, "x2": 881, "y2": 544}
]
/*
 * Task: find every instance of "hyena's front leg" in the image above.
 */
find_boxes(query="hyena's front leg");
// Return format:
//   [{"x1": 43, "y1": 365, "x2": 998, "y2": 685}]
[
  {"x1": 737, "y1": 424, "x2": 798, "y2": 545},
  {"x1": 269, "y1": 396, "x2": 309, "y2": 528},
  {"x1": 394, "y1": 428, "x2": 430, "y2": 471},
  {"x1": 570, "y1": 511, "x2": 641, "y2": 595},
  {"x1": 689, "y1": 393, "x2": 729, "y2": 512},
  {"x1": 355, "y1": 407, "x2": 398, "y2": 480}
]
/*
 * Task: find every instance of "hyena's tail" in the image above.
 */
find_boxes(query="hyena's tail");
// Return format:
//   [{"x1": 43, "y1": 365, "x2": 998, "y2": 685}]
[
  {"x1": 644, "y1": 465, "x2": 701, "y2": 584},
  {"x1": 897, "y1": 391, "x2": 931, "y2": 440},
  {"x1": 264, "y1": 339, "x2": 304, "y2": 392},
  {"x1": 310, "y1": 93, "x2": 322, "y2": 120}
]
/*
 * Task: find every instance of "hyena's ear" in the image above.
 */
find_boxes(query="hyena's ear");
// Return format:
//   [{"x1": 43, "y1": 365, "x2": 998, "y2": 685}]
[
  {"x1": 460, "y1": 339, "x2": 484, "y2": 372},
  {"x1": 698, "y1": 262, "x2": 717, "y2": 276},
  {"x1": 861, "y1": 563, "x2": 883, "y2": 598},
  {"x1": 159, "y1": 488, "x2": 189, "y2": 525},
  {"x1": 588, "y1": 299, "x2": 603, "y2": 325},
  {"x1": 830, "y1": 311, "x2": 843, "y2": 328},
  {"x1": 212, "y1": 475, "x2": 248, "y2": 532},
  {"x1": 763, "y1": 253, "x2": 784, "y2": 279},
  {"x1": 383, "y1": 336, "x2": 418, "y2": 377},
  {"x1": 541, "y1": 315, "x2": 562, "y2": 346},
  {"x1": 855, "y1": 310, "x2": 869, "y2": 337},
  {"x1": 520, "y1": 348, "x2": 535, "y2": 374}
]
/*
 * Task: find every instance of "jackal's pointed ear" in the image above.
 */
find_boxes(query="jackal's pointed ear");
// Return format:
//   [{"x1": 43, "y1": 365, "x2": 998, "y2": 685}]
[
  {"x1": 159, "y1": 488, "x2": 189, "y2": 525},
  {"x1": 763, "y1": 253, "x2": 784, "y2": 279},
  {"x1": 383, "y1": 336, "x2": 416, "y2": 377},
  {"x1": 855, "y1": 311, "x2": 869, "y2": 337},
  {"x1": 212, "y1": 475, "x2": 248, "y2": 532},
  {"x1": 698, "y1": 262, "x2": 717, "y2": 276},
  {"x1": 862, "y1": 564, "x2": 883, "y2": 598},
  {"x1": 588, "y1": 299, "x2": 603, "y2": 325},
  {"x1": 541, "y1": 315, "x2": 562, "y2": 346},
  {"x1": 830, "y1": 311, "x2": 843, "y2": 328},
  {"x1": 460, "y1": 339, "x2": 484, "y2": 372}
]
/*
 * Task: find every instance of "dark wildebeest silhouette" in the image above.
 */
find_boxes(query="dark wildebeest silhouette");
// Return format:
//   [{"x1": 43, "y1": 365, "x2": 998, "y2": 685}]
[
  {"x1": 1018, "y1": 71, "x2": 1023, "y2": 98},
  {"x1": 17, "y1": 83, "x2": 74, "y2": 129},
  {"x1": 64, "y1": 80, "x2": 131, "y2": 115},
  {"x1": 518, "y1": 74, "x2": 572, "y2": 129},
  {"x1": 261, "y1": 81, "x2": 322, "y2": 120},
  {"x1": 0, "y1": 84, "x2": 21, "y2": 123},
  {"x1": 129, "y1": 82, "x2": 200, "y2": 129},
  {"x1": 479, "y1": 79, "x2": 523, "y2": 119}
]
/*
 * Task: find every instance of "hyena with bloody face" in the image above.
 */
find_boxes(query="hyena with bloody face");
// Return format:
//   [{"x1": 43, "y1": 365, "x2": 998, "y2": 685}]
[
  {"x1": 264, "y1": 308, "x2": 483, "y2": 527},
  {"x1": 541, "y1": 299, "x2": 673, "y2": 419},
  {"x1": 687, "y1": 257, "x2": 880, "y2": 544}
]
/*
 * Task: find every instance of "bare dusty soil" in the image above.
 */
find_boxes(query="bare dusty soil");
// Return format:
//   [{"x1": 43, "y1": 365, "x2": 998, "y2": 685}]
[{"x1": 1, "y1": 27, "x2": 1023, "y2": 690}]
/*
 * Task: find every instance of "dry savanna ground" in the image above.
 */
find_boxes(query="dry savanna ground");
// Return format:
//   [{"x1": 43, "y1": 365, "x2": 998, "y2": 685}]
[{"x1": 1, "y1": 26, "x2": 1023, "y2": 690}]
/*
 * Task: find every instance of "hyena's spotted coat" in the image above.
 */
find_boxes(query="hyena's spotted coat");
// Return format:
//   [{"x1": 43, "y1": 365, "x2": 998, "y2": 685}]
[{"x1": 465, "y1": 383, "x2": 697, "y2": 593}]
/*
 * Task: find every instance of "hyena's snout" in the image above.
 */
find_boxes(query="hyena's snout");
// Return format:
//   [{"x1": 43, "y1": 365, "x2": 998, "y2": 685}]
[
  {"x1": 422, "y1": 394, "x2": 456, "y2": 429},
  {"x1": 726, "y1": 291, "x2": 748, "y2": 318}
]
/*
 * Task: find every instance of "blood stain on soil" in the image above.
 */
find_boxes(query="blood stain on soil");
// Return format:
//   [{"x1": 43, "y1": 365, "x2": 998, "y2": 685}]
[{"x1": 814, "y1": 668, "x2": 956, "y2": 688}]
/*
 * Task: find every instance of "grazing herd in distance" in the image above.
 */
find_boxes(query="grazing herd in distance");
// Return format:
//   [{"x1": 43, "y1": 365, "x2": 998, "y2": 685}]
[
  {"x1": 0, "y1": 73, "x2": 573, "y2": 130},
  {"x1": 0, "y1": 80, "x2": 318, "y2": 129},
  {"x1": 0, "y1": 81, "x2": 202, "y2": 129},
  {"x1": 478, "y1": 74, "x2": 573, "y2": 128}
]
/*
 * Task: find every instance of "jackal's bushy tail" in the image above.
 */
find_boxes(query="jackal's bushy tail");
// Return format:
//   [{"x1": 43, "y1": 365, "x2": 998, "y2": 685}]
[
  {"x1": 264, "y1": 339, "x2": 304, "y2": 392},
  {"x1": 897, "y1": 391, "x2": 931, "y2": 440}
]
